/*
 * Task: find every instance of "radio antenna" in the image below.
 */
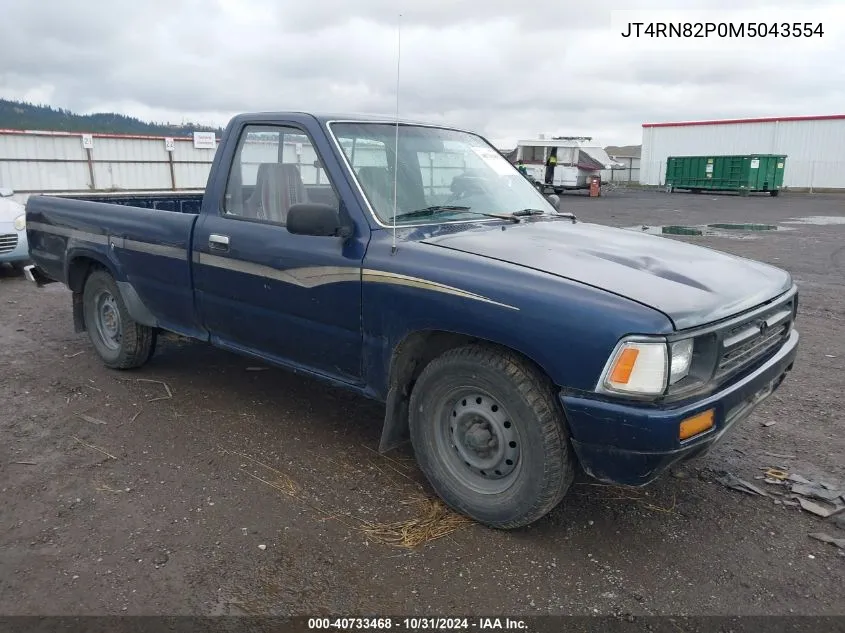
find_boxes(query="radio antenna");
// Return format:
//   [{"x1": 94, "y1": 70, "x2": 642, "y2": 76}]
[{"x1": 390, "y1": 13, "x2": 402, "y2": 255}]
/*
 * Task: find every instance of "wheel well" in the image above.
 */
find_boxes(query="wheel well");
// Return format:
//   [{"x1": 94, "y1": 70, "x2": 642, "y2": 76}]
[
  {"x1": 377, "y1": 330, "x2": 553, "y2": 453},
  {"x1": 68, "y1": 256, "x2": 107, "y2": 293},
  {"x1": 67, "y1": 257, "x2": 109, "y2": 332}
]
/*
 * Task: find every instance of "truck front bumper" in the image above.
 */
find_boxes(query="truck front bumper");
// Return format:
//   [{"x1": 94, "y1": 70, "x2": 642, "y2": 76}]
[{"x1": 560, "y1": 329, "x2": 799, "y2": 486}]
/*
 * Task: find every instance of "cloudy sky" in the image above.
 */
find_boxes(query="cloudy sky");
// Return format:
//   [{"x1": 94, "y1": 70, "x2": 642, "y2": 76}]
[{"x1": 1, "y1": 0, "x2": 843, "y2": 147}]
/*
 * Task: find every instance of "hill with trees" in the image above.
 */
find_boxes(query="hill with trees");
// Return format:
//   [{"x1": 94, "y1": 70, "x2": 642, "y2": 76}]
[{"x1": 0, "y1": 99, "x2": 223, "y2": 136}]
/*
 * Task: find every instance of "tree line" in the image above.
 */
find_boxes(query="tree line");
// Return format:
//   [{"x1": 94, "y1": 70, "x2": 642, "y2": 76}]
[{"x1": 0, "y1": 99, "x2": 224, "y2": 136}]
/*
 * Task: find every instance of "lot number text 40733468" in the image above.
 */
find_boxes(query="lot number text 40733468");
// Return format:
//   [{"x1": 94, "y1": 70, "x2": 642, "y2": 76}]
[{"x1": 307, "y1": 617, "x2": 529, "y2": 630}]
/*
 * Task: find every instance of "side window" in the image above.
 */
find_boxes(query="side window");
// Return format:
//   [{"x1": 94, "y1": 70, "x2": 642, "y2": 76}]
[
  {"x1": 521, "y1": 146, "x2": 545, "y2": 162},
  {"x1": 223, "y1": 124, "x2": 339, "y2": 225}
]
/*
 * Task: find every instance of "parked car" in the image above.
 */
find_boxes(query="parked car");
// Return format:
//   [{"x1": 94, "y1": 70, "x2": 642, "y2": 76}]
[
  {"x1": 0, "y1": 188, "x2": 30, "y2": 270},
  {"x1": 24, "y1": 112, "x2": 800, "y2": 529}
]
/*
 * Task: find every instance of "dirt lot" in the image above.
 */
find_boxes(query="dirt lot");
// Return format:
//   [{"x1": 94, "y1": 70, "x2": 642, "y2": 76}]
[{"x1": 1, "y1": 189, "x2": 843, "y2": 617}]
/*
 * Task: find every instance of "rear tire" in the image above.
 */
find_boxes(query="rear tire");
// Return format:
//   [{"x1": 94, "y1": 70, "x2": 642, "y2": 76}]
[
  {"x1": 82, "y1": 269, "x2": 156, "y2": 369},
  {"x1": 409, "y1": 344, "x2": 575, "y2": 529}
]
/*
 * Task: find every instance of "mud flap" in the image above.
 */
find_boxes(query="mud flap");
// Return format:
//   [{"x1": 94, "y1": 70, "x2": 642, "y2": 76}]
[
  {"x1": 72, "y1": 292, "x2": 85, "y2": 333},
  {"x1": 115, "y1": 281, "x2": 159, "y2": 327},
  {"x1": 378, "y1": 384, "x2": 411, "y2": 453}
]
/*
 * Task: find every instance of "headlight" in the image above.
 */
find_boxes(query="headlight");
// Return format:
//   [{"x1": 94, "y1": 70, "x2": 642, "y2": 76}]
[
  {"x1": 598, "y1": 336, "x2": 696, "y2": 397},
  {"x1": 599, "y1": 339, "x2": 668, "y2": 396},
  {"x1": 669, "y1": 339, "x2": 694, "y2": 385},
  {"x1": 13, "y1": 214, "x2": 25, "y2": 231}
]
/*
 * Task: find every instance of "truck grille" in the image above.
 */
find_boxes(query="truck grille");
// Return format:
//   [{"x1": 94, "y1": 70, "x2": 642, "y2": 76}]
[
  {"x1": 0, "y1": 233, "x2": 17, "y2": 254},
  {"x1": 714, "y1": 297, "x2": 794, "y2": 381}
]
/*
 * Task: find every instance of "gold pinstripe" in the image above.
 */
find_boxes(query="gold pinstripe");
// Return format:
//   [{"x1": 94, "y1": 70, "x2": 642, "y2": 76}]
[{"x1": 361, "y1": 269, "x2": 519, "y2": 310}]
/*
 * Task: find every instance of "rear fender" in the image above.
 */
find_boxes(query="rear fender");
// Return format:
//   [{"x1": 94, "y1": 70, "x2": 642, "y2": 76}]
[{"x1": 65, "y1": 247, "x2": 158, "y2": 332}]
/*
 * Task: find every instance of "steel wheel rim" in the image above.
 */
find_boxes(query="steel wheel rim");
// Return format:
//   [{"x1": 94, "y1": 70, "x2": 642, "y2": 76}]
[
  {"x1": 94, "y1": 290, "x2": 122, "y2": 351},
  {"x1": 435, "y1": 388, "x2": 522, "y2": 495}
]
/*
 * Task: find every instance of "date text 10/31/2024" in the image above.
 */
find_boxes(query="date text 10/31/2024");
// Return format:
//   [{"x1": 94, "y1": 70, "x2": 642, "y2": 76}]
[
  {"x1": 307, "y1": 618, "x2": 528, "y2": 630},
  {"x1": 620, "y1": 22, "x2": 824, "y2": 38}
]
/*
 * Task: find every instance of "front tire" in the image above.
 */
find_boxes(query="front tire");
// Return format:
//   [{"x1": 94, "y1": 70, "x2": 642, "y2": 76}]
[
  {"x1": 82, "y1": 269, "x2": 156, "y2": 369},
  {"x1": 409, "y1": 345, "x2": 575, "y2": 529}
]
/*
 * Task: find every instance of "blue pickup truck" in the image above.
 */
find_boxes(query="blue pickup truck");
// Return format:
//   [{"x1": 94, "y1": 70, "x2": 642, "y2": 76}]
[{"x1": 25, "y1": 113, "x2": 800, "y2": 528}]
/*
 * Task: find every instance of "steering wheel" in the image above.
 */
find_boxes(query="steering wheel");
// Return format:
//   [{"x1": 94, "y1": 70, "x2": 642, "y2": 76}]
[{"x1": 446, "y1": 172, "x2": 491, "y2": 204}]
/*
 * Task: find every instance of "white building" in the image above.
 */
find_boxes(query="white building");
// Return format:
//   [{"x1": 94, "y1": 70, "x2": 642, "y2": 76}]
[
  {"x1": 640, "y1": 114, "x2": 845, "y2": 191},
  {"x1": 601, "y1": 155, "x2": 640, "y2": 184}
]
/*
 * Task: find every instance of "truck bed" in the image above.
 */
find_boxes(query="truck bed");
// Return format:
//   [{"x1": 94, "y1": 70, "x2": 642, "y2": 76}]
[
  {"x1": 26, "y1": 193, "x2": 205, "y2": 339},
  {"x1": 49, "y1": 190, "x2": 204, "y2": 214}
]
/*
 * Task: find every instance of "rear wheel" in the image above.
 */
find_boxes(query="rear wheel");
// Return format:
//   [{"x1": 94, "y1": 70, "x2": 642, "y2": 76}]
[
  {"x1": 409, "y1": 345, "x2": 575, "y2": 529},
  {"x1": 82, "y1": 269, "x2": 156, "y2": 369}
]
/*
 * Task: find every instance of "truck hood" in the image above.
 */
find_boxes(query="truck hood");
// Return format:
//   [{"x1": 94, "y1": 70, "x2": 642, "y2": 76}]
[{"x1": 418, "y1": 220, "x2": 793, "y2": 330}]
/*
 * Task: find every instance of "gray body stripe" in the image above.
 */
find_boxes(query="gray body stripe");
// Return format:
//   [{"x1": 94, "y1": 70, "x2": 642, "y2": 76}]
[
  {"x1": 28, "y1": 222, "x2": 109, "y2": 245},
  {"x1": 29, "y1": 222, "x2": 186, "y2": 258},
  {"x1": 123, "y1": 240, "x2": 187, "y2": 260},
  {"x1": 29, "y1": 222, "x2": 518, "y2": 309}
]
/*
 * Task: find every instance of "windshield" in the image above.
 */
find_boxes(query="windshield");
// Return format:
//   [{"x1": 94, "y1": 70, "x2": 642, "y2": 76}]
[{"x1": 330, "y1": 122, "x2": 555, "y2": 225}]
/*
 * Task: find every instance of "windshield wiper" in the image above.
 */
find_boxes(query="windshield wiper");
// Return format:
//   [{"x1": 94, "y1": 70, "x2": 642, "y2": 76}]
[
  {"x1": 552, "y1": 211, "x2": 578, "y2": 223},
  {"x1": 396, "y1": 205, "x2": 576, "y2": 224},
  {"x1": 511, "y1": 208, "x2": 578, "y2": 223},
  {"x1": 396, "y1": 206, "x2": 520, "y2": 222},
  {"x1": 394, "y1": 205, "x2": 472, "y2": 219},
  {"x1": 511, "y1": 208, "x2": 546, "y2": 217},
  {"x1": 512, "y1": 208, "x2": 578, "y2": 223}
]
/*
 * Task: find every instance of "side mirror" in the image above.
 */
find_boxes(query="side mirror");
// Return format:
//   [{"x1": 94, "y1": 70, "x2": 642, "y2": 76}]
[
  {"x1": 287, "y1": 202, "x2": 349, "y2": 237},
  {"x1": 0, "y1": 187, "x2": 13, "y2": 198},
  {"x1": 546, "y1": 194, "x2": 561, "y2": 210}
]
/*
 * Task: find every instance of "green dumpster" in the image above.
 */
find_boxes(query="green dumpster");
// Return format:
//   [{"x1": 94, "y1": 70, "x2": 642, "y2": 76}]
[{"x1": 665, "y1": 154, "x2": 786, "y2": 196}]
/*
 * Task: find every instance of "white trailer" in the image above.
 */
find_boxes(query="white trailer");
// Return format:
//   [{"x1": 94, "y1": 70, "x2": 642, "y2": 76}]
[{"x1": 515, "y1": 137, "x2": 624, "y2": 193}]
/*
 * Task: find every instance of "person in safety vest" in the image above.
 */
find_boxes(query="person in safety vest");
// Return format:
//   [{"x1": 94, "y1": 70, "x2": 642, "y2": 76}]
[
  {"x1": 545, "y1": 152, "x2": 557, "y2": 184},
  {"x1": 516, "y1": 159, "x2": 528, "y2": 176}
]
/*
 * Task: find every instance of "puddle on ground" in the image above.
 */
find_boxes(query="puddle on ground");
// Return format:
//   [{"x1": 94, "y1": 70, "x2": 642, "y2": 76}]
[
  {"x1": 708, "y1": 223, "x2": 779, "y2": 231},
  {"x1": 782, "y1": 216, "x2": 845, "y2": 225},
  {"x1": 627, "y1": 223, "x2": 788, "y2": 238}
]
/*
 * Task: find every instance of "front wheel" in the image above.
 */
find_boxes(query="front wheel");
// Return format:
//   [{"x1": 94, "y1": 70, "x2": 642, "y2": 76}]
[
  {"x1": 409, "y1": 345, "x2": 575, "y2": 529},
  {"x1": 82, "y1": 269, "x2": 157, "y2": 369}
]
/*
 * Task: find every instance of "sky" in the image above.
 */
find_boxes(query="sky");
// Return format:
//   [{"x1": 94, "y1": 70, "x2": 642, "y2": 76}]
[{"x1": 1, "y1": 0, "x2": 844, "y2": 148}]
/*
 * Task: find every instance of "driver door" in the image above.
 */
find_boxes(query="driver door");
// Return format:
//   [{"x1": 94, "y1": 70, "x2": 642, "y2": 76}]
[{"x1": 192, "y1": 122, "x2": 365, "y2": 383}]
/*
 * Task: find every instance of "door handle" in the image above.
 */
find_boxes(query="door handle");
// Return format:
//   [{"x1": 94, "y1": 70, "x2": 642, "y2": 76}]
[{"x1": 209, "y1": 234, "x2": 230, "y2": 251}]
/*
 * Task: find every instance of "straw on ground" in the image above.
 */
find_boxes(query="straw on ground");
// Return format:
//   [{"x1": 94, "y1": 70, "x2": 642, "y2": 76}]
[{"x1": 221, "y1": 446, "x2": 472, "y2": 548}]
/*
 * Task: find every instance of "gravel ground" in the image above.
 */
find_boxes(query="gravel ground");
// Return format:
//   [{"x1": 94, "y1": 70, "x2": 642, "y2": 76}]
[{"x1": 0, "y1": 189, "x2": 843, "y2": 617}]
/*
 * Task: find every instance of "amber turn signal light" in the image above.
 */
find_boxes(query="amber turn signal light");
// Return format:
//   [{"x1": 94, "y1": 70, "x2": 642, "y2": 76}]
[
  {"x1": 679, "y1": 409, "x2": 715, "y2": 441},
  {"x1": 609, "y1": 347, "x2": 640, "y2": 384}
]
